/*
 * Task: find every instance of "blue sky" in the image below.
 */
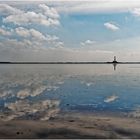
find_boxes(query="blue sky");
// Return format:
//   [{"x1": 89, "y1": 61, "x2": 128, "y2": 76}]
[{"x1": 1, "y1": 0, "x2": 140, "y2": 61}]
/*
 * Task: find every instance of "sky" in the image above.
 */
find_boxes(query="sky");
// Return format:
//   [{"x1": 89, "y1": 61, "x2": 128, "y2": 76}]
[{"x1": 0, "y1": 0, "x2": 140, "y2": 61}]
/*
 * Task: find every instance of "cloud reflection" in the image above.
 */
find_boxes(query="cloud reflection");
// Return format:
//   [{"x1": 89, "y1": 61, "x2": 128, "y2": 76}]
[
  {"x1": 0, "y1": 99, "x2": 60, "y2": 121},
  {"x1": 0, "y1": 64, "x2": 125, "y2": 121},
  {"x1": 128, "y1": 107, "x2": 140, "y2": 118},
  {"x1": 0, "y1": 65, "x2": 67, "y2": 121},
  {"x1": 104, "y1": 95, "x2": 118, "y2": 103}
]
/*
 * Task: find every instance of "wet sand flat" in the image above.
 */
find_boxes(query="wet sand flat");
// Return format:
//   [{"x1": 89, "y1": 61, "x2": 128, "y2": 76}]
[{"x1": 0, "y1": 113, "x2": 140, "y2": 139}]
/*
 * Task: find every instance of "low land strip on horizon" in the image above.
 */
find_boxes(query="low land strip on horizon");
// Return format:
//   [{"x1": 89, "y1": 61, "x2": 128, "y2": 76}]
[{"x1": 0, "y1": 61, "x2": 140, "y2": 64}]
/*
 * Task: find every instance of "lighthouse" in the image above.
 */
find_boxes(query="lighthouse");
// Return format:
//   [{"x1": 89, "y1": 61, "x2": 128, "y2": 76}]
[{"x1": 112, "y1": 56, "x2": 118, "y2": 63}]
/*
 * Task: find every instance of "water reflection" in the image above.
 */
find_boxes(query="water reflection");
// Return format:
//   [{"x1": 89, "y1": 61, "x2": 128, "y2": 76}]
[
  {"x1": 104, "y1": 95, "x2": 119, "y2": 103},
  {"x1": 113, "y1": 63, "x2": 117, "y2": 71},
  {"x1": 0, "y1": 64, "x2": 140, "y2": 120},
  {"x1": 0, "y1": 65, "x2": 65, "y2": 121},
  {"x1": 1, "y1": 99, "x2": 60, "y2": 121}
]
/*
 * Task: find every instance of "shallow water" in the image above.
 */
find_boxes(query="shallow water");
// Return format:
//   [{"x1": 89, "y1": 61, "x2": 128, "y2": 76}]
[{"x1": 0, "y1": 64, "x2": 140, "y2": 121}]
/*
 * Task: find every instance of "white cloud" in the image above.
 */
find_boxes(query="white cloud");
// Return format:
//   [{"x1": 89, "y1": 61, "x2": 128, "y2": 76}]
[
  {"x1": 48, "y1": 0, "x2": 140, "y2": 14},
  {"x1": 1, "y1": 0, "x2": 140, "y2": 14},
  {"x1": 81, "y1": 40, "x2": 96, "y2": 46},
  {"x1": 55, "y1": 41, "x2": 64, "y2": 48},
  {"x1": 3, "y1": 26, "x2": 139, "y2": 62},
  {"x1": 1, "y1": 39, "x2": 30, "y2": 48},
  {"x1": 39, "y1": 4, "x2": 60, "y2": 19},
  {"x1": 15, "y1": 27, "x2": 47, "y2": 41},
  {"x1": 0, "y1": 38, "x2": 114, "y2": 61},
  {"x1": 131, "y1": 8, "x2": 140, "y2": 16},
  {"x1": 0, "y1": 38, "x2": 63, "y2": 51},
  {"x1": 15, "y1": 27, "x2": 32, "y2": 38},
  {"x1": 0, "y1": 3, "x2": 22, "y2": 15},
  {"x1": 0, "y1": 27, "x2": 64, "y2": 49},
  {"x1": 0, "y1": 28, "x2": 12, "y2": 36},
  {"x1": 104, "y1": 22, "x2": 120, "y2": 31},
  {"x1": 1, "y1": 4, "x2": 60, "y2": 26},
  {"x1": 3, "y1": 12, "x2": 60, "y2": 26},
  {"x1": 16, "y1": 28, "x2": 62, "y2": 46}
]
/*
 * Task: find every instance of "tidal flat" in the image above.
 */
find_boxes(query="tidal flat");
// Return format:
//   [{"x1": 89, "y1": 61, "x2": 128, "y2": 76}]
[
  {"x1": 0, "y1": 64, "x2": 140, "y2": 138},
  {"x1": 0, "y1": 112, "x2": 140, "y2": 139}
]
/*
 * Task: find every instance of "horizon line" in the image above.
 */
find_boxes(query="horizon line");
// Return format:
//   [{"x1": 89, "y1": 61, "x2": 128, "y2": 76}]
[{"x1": 1, "y1": 61, "x2": 140, "y2": 64}]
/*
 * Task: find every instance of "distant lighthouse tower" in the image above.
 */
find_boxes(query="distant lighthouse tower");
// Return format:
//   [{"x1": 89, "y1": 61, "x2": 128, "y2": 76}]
[{"x1": 112, "y1": 56, "x2": 118, "y2": 63}]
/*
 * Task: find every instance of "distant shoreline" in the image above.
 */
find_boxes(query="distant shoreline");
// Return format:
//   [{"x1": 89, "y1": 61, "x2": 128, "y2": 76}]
[{"x1": 0, "y1": 62, "x2": 140, "y2": 64}]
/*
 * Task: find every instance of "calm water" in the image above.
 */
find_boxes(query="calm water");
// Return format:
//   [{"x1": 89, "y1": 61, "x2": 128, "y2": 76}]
[{"x1": 0, "y1": 64, "x2": 140, "y2": 121}]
